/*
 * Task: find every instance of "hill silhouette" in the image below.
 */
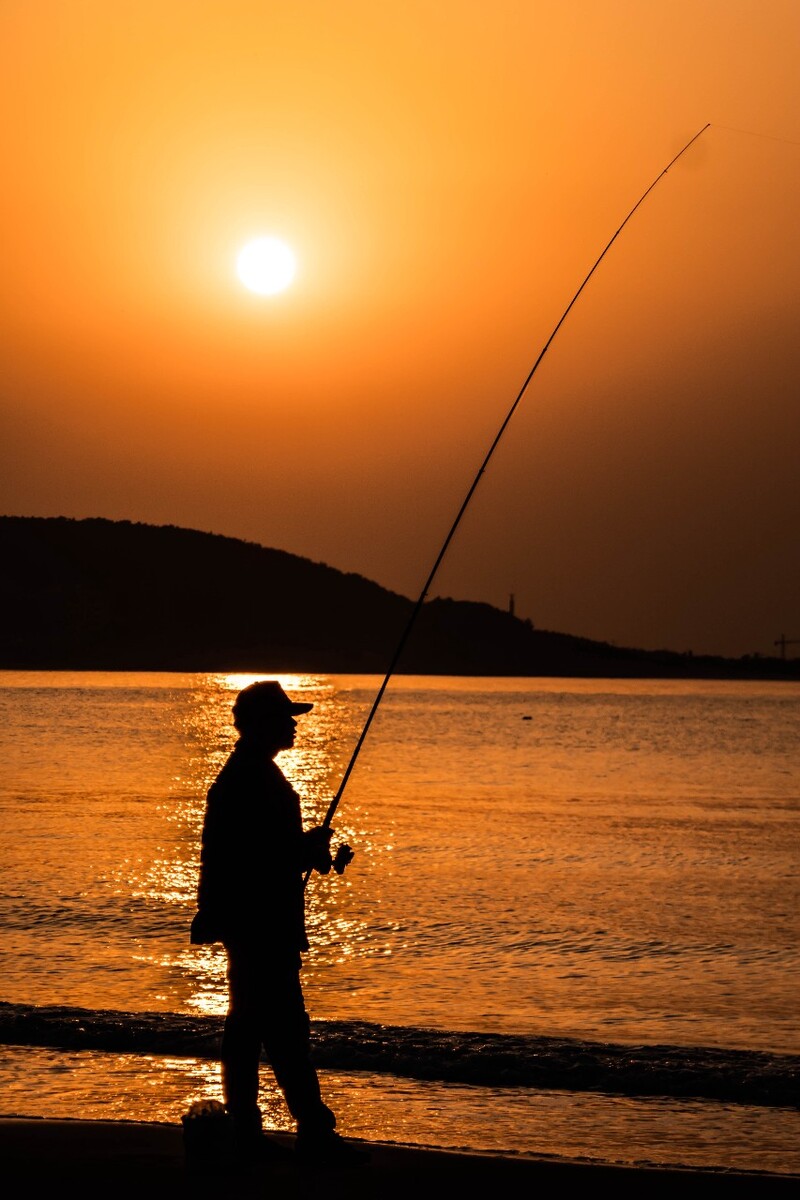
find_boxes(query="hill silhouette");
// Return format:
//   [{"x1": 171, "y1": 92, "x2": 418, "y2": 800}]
[{"x1": 0, "y1": 516, "x2": 795, "y2": 678}]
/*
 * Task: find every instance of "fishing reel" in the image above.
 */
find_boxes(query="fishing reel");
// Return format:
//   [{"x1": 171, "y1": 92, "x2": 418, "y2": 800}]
[
  {"x1": 313, "y1": 840, "x2": 355, "y2": 876},
  {"x1": 332, "y1": 843, "x2": 355, "y2": 874}
]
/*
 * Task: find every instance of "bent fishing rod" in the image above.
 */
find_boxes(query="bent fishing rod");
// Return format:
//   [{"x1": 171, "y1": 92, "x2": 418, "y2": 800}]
[{"x1": 305, "y1": 121, "x2": 710, "y2": 885}]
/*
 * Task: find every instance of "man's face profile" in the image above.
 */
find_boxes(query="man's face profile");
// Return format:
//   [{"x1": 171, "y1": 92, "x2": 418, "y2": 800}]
[
  {"x1": 272, "y1": 713, "x2": 297, "y2": 753},
  {"x1": 240, "y1": 707, "x2": 297, "y2": 755}
]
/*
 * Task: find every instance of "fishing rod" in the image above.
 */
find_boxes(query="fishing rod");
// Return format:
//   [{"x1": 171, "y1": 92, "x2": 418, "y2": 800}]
[{"x1": 306, "y1": 121, "x2": 711, "y2": 885}]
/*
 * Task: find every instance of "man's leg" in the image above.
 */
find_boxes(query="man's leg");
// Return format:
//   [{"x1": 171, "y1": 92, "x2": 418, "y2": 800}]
[
  {"x1": 226, "y1": 945, "x2": 367, "y2": 1165},
  {"x1": 260, "y1": 952, "x2": 336, "y2": 1136},
  {"x1": 221, "y1": 944, "x2": 266, "y2": 1140}
]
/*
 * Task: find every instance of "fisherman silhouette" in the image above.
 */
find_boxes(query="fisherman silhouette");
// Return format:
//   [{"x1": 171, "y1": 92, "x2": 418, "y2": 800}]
[{"x1": 189, "y1": 680, "x2": 367, "y2": 1167}]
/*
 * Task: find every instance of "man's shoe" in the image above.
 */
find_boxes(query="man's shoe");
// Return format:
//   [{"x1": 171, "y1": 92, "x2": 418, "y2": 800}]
[
  {"x1": 234, "y1": 1130, "x2": 295, "y2": 1165},
  {"x1": 295, "y1": 1131, "x2": 371, "y2": 1168}
]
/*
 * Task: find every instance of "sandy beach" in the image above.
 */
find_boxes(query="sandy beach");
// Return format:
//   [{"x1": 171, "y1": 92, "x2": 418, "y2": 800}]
[{"x1": 1, "y1": 1118, "x2": 796, "y2": 1198}]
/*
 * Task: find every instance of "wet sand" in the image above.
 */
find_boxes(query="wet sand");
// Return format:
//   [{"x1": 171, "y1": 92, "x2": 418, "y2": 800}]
[{"x1": 1, "y1": 1117, "x2": 796, "y2": 1197}]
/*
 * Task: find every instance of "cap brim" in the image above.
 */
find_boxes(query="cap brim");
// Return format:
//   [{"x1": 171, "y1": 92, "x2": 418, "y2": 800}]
[{"x1": 289, "y1": 702, "x2": 313, "y2": 714}]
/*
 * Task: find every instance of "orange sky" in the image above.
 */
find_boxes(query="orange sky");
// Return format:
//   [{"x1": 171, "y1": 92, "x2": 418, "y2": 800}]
[{"x1": 2, "y1": 1, "x2": 798, "y2": 658}]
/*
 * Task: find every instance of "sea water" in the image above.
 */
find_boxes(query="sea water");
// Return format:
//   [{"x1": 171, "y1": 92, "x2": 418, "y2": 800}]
[{"x1": 0, "y1": 671, "x2": 798, "y2": 1174}]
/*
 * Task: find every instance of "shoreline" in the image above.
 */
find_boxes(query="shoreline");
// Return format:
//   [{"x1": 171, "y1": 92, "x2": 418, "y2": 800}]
[{"x1": 1, "y1": 1117, "x2": 797, "y2": 1197}]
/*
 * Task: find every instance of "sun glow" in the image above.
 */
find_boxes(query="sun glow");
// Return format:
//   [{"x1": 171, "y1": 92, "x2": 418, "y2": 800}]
[{"x1": 236, "y1": 237, "x2": 296, "y2": 295}]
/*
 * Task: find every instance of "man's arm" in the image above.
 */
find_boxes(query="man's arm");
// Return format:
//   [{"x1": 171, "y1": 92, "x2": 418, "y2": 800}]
[{"x1": 190, "y1": 908, "x2": 224, "y2": 945}]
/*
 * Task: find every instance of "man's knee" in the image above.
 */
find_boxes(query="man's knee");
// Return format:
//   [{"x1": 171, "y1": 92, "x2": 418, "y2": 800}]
[
  {"x1": 262, "y1": 1002, "x2": 312, "y2": 1062},
  {"x1": 221, "y1": 1010, "x2": 261, "y2": 1056}
]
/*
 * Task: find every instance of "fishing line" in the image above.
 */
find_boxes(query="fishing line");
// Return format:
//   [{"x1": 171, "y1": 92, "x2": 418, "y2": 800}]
[
  {"x1": 304, "y1": 121, "x2": 711, "y2": 885},
  {"x1": 711, "y1": 123, "x2": 800, "y2": 148}
]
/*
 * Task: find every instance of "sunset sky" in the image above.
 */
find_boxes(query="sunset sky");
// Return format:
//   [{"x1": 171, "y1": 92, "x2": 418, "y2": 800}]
[{"x1": 2, "y1": 1, "x2": 798, "y2": 658}]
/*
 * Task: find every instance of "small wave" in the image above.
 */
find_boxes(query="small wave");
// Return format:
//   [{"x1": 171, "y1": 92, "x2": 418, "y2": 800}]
[
  {"x1": 0, "y1": 895, "x2": 180, "y2": 936},
  {"x1": 0, "y1": 1001, "x2": 796, "y2": 1109}
]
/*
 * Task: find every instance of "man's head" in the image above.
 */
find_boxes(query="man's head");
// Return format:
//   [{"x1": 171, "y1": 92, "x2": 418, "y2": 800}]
[{"x1": 232, "y1": 681, "x2": 313, "y2": 751}]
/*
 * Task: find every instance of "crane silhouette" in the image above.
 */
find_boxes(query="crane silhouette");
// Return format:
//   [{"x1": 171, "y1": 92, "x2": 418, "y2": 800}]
[{"x1": 774, "y1": 634, "x2": 800, "y2": 660}]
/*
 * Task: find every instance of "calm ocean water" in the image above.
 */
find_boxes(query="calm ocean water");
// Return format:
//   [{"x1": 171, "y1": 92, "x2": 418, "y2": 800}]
[{"x1": 0, "y1": 671, "x2": 798, "y2": 1174}]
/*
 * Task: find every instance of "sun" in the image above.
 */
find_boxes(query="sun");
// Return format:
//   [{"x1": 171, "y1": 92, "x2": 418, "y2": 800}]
[{"x1": 236, "y1": 237, "x2": 296, "y2": 295}]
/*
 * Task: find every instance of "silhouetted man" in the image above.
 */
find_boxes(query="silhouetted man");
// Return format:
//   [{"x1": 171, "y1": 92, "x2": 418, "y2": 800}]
[{"x1": 190, "y1": 680, "x2": 367, "y2": 1167}]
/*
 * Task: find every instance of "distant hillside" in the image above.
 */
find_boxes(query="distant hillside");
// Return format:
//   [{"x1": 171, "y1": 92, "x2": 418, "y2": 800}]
[{"x1": 0, "y1": 516, "x2": 795, "y2": 678}]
